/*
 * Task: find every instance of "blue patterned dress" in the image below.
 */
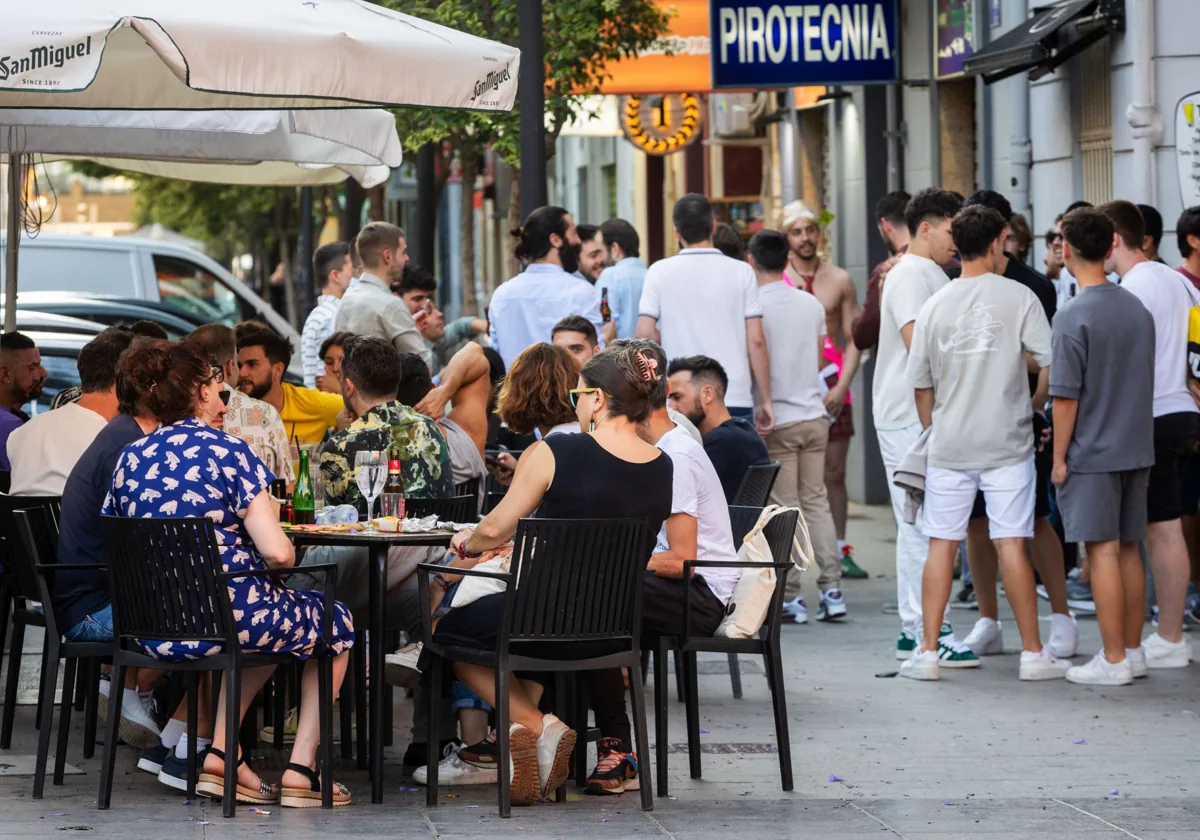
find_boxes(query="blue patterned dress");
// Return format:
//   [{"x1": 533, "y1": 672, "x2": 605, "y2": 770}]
[{"x1": 102, "y1": 416, "x2": 354, "y2": 661}]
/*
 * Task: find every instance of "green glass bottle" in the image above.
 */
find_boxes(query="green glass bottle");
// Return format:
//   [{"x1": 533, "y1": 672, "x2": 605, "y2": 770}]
[{"x1": 293, "y1": 448, "x2": 315, "y2": 525}]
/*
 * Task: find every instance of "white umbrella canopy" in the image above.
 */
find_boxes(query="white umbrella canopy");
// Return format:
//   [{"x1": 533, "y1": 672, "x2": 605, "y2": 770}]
[
  {"x1": 0, "y1": 0, "x2": 520, "y2": 112},
  {"x1": 1, "y1": 108, "x2": 402, "y2": 187}
]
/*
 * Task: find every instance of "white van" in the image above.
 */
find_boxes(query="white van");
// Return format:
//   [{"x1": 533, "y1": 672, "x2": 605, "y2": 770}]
[{"x1": 0, "y1": 232, "x2": 301, "y2": 361}]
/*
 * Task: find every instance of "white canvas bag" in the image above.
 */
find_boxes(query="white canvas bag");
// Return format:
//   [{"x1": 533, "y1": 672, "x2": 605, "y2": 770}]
[{"x1": 714, "y1": 505, "x2": 812, "y2": 639}]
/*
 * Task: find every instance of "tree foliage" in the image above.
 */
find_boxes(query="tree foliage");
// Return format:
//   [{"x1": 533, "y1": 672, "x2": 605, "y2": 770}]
[{"x1": 385, "y1": 0, "x2": 673, "y2": 169}]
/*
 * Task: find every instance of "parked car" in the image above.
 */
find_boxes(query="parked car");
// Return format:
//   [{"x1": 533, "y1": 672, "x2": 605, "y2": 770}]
[
  {"x1": 0, "y1": 232, "x2": 302, "y2": 378},
  {"x1": 15, "y1": 311, "x2": 106, "y2": 336},
  {"x1": 14, "y1": 294, "x2": 200, "y2": 340}
]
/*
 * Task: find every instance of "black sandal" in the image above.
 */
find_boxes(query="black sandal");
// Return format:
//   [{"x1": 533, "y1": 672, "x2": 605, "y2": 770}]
[
  {"x1": 196, "y1": 747, "x2": 279, "y2": 804},
  {"x1": 280, "y1": 762, "x2": 351, "y2": 808}
]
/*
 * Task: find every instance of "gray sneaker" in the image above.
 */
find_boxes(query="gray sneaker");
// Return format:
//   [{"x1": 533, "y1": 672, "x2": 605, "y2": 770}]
[{"x1": 1066, "y1": 578, "x2": 1096, "y2": 615}]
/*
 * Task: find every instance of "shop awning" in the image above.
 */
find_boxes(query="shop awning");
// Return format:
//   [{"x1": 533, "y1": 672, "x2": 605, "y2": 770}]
[{"x1": 963, "y1": 0, "x2": 1124, "y2": 84}]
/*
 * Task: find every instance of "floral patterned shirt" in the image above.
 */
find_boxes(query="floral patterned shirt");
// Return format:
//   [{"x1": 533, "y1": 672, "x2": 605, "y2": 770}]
[
  {"x1": 318, "y1": 400, "x2": 453, "y2": 509},
  {"x1": 222, "y1": 388, "x2": 294, "y2": 483}
]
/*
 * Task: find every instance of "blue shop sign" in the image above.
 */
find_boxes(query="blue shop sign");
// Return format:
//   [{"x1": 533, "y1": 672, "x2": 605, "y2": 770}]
[{"x1": 710, "y1": 0, "x2": 899, "y2": 89}]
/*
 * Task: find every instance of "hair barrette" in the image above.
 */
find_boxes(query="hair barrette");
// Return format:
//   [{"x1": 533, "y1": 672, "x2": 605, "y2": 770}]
[{"x1": 634, "y1": 350, "x2": 659, "y2": 383}]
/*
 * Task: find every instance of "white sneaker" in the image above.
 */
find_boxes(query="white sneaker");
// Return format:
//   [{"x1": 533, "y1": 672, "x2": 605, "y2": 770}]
[
  {"x1": 413, "y1": 744, "x2": 498, "y2": 786},
  {"x1": 1048, "y1": 614, "x2": 1079, "y2": 659},
  {"x1": 384, "y1": 643, "x2": 423, "y2": 689},
  {"x1": 1143, "y1": 632, "x2": 1193, "y2": 669},
  {"x1": 781, "y1": 596, "x2": 808, "y2": 625},
  {"x1": 1125, "y1": 646, "x2": 1148, "y2": 679},
  {"x1": 1066, "y1": 651, "x2": 1134, "y2": 686},
  {"x1": 1019, "y1": 649, "x2": 1071, "y2": 681},
  {"x1": 116, "y1": 687, "x2": 162, "y2": 749},
  {"x1": 899, "y1": 649, "x2": 941, "y2": 681},
  {"x1": 536, "y1": 714, "x2": 576, "y2": 797},
  {"x1": 963, "y1": 618, "x2": 1004, "y2": 656}
]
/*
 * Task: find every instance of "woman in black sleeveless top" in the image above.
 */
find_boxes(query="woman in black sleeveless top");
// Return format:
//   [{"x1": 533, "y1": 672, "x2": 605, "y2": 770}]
[{"x1": 429, "y1": 344, "x2": 672, "y2": 805}]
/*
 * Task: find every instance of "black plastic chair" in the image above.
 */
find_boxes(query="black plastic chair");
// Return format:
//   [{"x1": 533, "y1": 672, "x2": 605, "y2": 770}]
[
  {"x1": 732, "y1": 462, "x2": 782, "y2": 506},
  {"x1": 406, "y1": 494, "x2": 478, "y2": 525},
  {"x1": 418, "y1": 517, "x2": 657, "y2": 818},
  {"x1": 653, "y1": 506, "x2": 798, "y2": 796},
  {"x1": 453, "y1": 477, "x2": 483, "y2": 518},
  {"x1": 0, "y1": 494, "x2": 71, "y2": 750},
  {"x1": 0, "y1": 470, "x2": 10, "y2": 494},
  {"x1": 98, "y1": 516, "x2": 342, "y2": 818},
  {"x1": 12, "y1": 507, "x2": 110, "y2": 797}
]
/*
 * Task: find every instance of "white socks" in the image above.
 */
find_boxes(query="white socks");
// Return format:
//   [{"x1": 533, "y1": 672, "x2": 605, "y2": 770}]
[
  {"x1": 837, "y1": 539, "x2": 848, "y2": 554},
  {"x1": 174, "y1": 735, "x2": 213, "y2": 760},
  {"x1": 97, "y1": 679, "x2": 110, "y2": 698},
  {"x1": 161, "y1": 718, "x2": 187, "y2": 750},
  {"x1": 1050, "y1": 613, "x2": 1074, "y2": 633}
]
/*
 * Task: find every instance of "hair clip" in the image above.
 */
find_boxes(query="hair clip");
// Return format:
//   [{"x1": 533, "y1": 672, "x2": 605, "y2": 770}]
[{"x1": 634, "y1": 350, "x2": 659, "y2": 382}]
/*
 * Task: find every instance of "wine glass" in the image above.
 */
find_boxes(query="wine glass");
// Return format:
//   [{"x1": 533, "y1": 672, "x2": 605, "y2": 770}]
[{"x1": 355, "y1": 450, "x2": 384, "y2": 532}]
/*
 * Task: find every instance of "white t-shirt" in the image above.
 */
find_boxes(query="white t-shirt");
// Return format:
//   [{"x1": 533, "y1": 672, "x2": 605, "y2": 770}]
[
  {"x1": 873, "y1": 253, "x2": 949, "y2": 430},
  {"x1": 1120, "y1": 259, "x2": 1200, "y2": 418},
  {"x1": 7, "y1": 402, "x2": 108, "y2": 496},
  {"x1": 638, "y1": 248, "x2": 762, "y2": 409},
  {"x1": 906, "y1": 274, "x2": 1052, "y2": 470},
  {"x1": 654, "y1": 424, "x2": 740, "y2": 604},
  {"x1": 757, "y1": 280, "x2": 827, "y2": 426}
]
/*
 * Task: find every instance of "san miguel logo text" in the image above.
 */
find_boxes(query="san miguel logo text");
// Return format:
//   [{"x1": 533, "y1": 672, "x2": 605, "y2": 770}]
[
  {"x1": 470, "y1": 63, "x2": 511, "y2": 104},
  {"x1": 0, "y1": 35, "x2": 92, "y2": 82}
]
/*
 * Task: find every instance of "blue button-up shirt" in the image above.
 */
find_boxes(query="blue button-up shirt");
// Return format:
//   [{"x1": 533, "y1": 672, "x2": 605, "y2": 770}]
[
  {"x1": 596, "y1": 257, "x2": 647, "y2": 340},
  {"x1": 488, "y1": 263, "x2": 603, "y2": 370}
]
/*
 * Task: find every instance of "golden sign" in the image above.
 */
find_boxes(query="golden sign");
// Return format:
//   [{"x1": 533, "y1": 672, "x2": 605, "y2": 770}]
[{"x1": 620, "y1": 93, "x2": 702, "y2": 155}]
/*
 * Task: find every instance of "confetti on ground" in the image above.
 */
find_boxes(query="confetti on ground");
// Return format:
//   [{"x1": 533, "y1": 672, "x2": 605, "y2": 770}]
[
  {"x1": 249, "y1": 808, "x2": 272, "y2": 815},
  {"x1": 197, "y1": 821, "x2": 212, "y2": 826},
  {"x1": 1072, "y1": 738, "x2": 1086, "y2": 745},
  {"x1": 828, "y1": 774, "x2": 844, "y2": 783},
  {"x1": 699, "y1": 728, "x2": 710, "y2": 734},
  {"x1": 52, "y1": 813, "x2": 66, "y2": 817},
  {"x1": 1109, "y1": 790, "x2": 1120, "y2": 797},
  {"x1": 463, "y1": 804, "x2": 478, "y2": 808}
]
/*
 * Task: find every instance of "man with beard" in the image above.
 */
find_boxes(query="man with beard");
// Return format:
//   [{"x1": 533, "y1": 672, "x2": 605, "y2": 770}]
[
  {"x1": 336, "y1": 221, "x2": 433, "y2": 367},
  {"x1": 0, "y1": 331, "x2": 47, "y2": 468},
  {"x1": 488, "y1": 206, "x2": 603, "y2": 370},
  {"x1": 235, "y1": 322, "x2": 345, "y2": 445},
  {"x1": 575, "y1": 224, "x2": 609, "y2": 285},
  {"x1": 780, "y1": 200, "x2": 865, "y2": 579}
]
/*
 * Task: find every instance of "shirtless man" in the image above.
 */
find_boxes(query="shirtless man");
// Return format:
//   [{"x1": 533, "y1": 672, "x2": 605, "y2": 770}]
[{"x1": 780, "y1": 201, "x2": 866, "y2": 579}]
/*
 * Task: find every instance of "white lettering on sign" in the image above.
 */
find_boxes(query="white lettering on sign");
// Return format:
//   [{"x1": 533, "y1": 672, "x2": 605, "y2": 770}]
[{"x1": 718, "y1": 3, "x2": 891, "y2": 66}]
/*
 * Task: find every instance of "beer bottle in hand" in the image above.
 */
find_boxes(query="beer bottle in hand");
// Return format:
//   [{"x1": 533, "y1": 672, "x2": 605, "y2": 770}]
[
  {"x1": 600, "y1": 286, "x2": 612, "y2": 323},
  {"x1": 292, "y1": 448, "x2": 315, "y2": 525},
  {"x1": 381, "y1": 445, "x2": 406, "y2": 520}
]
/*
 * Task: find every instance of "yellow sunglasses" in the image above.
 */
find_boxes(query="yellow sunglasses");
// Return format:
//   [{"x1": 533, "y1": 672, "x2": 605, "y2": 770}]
[{"x1": 568, "y1": 387, "x2": 602, "y2": 408}]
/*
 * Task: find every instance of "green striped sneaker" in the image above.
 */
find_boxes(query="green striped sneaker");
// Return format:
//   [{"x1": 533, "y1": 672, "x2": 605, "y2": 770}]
[
  {"x1": 937, "y1": 624, "x2": 981, "y2": 669},
  {"x1": 896, "y1": 630, "x2": 918, "y2": 661}
]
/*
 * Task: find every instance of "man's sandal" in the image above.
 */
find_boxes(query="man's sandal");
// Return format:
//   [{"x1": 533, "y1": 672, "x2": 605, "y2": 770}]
[
  {"x1": 196, "y1": 747, "x2": 279, "y2": 804},
  {"x1": 280, "y1": 762, "x2": 351, "y2": 808}
]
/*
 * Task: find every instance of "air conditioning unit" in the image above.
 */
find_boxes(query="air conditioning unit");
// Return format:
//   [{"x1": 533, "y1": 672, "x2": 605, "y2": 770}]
[{"x1": 710, "y1": 93, "x2": 758, "y2": 138}]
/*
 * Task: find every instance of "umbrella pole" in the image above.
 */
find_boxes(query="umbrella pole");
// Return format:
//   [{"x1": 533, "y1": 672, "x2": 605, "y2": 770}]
[{"x1": 4, "y1": 153, "x2": 20, "y2": 333}]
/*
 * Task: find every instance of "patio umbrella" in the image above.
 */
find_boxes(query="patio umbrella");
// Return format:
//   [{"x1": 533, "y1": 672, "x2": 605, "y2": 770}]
[
  {"x1": 0, "y1": 107, "x2": 402, "y2": 325},
  {"x1": 0, "y1": 0, "x2": 520, "y2": 112},
  {"x1": 0, "y1": 0, "x2": 520, "y2": 328},
  {"x1": 1, "y1": 108, "x2": 401, "y2": 187}
]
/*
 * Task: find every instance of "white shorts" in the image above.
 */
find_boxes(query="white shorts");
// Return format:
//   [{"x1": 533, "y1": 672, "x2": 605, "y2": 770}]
[{"x1": 923, "y1": 459, "x2": 1036, "y2": 542}]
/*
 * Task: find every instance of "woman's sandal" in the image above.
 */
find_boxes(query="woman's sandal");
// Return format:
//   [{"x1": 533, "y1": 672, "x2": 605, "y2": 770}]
[
  {"x1": 279, "y1": 762, "x2": 352, "y2": 808},
  {"x1": 196, "y1": 747, "x2": 280, "y2": 804}
]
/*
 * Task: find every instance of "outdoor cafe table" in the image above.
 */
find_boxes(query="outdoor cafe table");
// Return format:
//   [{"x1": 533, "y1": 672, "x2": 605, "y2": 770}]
[{"x1": 285, "y1": 526, "x2": 456, "y2": 803}]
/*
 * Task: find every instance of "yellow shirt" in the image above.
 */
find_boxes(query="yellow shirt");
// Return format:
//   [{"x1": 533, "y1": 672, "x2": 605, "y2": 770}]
[{"x1": 280, "y1": 382, "x2": 344, "y2": 445}]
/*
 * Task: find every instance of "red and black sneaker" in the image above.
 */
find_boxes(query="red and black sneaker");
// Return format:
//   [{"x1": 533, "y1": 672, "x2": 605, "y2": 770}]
[{"x1": 585, "y1": 737, "x2": 640, "y2": 795}]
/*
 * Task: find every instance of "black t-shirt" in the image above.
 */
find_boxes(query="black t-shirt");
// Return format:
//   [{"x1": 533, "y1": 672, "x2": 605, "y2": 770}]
[
  {"x1": 946, "y1": 254, "x2": 1056, "y2": 394},
  {"x1": 55, "y1": 413, "x2": 147, "y2": 633},
  {"x1": 702, "y1": 417, "x2": 770, "y2": 502},
  {"x1": 537, "y1": 434, "x2": 673, "y2": 536}
]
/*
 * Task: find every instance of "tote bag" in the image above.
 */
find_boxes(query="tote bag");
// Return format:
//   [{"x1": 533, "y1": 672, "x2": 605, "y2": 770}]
[{"x1": 715, "y1": 504, "x2": 812, "y2": 639}]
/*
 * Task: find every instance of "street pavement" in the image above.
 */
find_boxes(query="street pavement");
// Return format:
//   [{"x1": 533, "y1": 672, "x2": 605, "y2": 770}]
[{"x1": 1, "y1": 502, "x2": 1198, "y2": 838}]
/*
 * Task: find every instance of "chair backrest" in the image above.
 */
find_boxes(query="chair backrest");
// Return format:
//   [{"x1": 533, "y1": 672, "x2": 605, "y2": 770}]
[
  {"x1": 100, "y1": 515, "x2": 237, "y2": 648},
  {"x1": 503, "y1": 517, "x2": 654, "y2": 645},
  {"x1": 406, "y1": 494, "x2": 477, "y2": 524},
  {"x1": 453, "y1": 477, "x2": 481, "y2": 500},
  {"x1": 732, "y1": 462, "x2": 782, "y2": 507},
  {"x1": 0, "y1": 494, "x2": 62, "y2": 602},
  {"x1": 12, "y1": 507, "x2": 66, "y2": 638},
  {"x1": 728, "y1": 505, "x2": 765, "y2": 547}
]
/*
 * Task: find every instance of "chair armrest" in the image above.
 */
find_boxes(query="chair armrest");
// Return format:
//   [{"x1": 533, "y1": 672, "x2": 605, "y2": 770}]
[
  {"x1": 416, "y1": 562, "x2": 511, "y2": 583},
  {"x1": 220, "y1": 565, "x2": 340, "y2": 648},
  {"x1": 36, "y1": 563, "x2": 107, "y2": 573},
  {"x1": 683, "y1": 560, "x2": 793, "y2": 571},
  {"x1": 416, "y1": 562, "x2": 511, "y2": 650}
]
